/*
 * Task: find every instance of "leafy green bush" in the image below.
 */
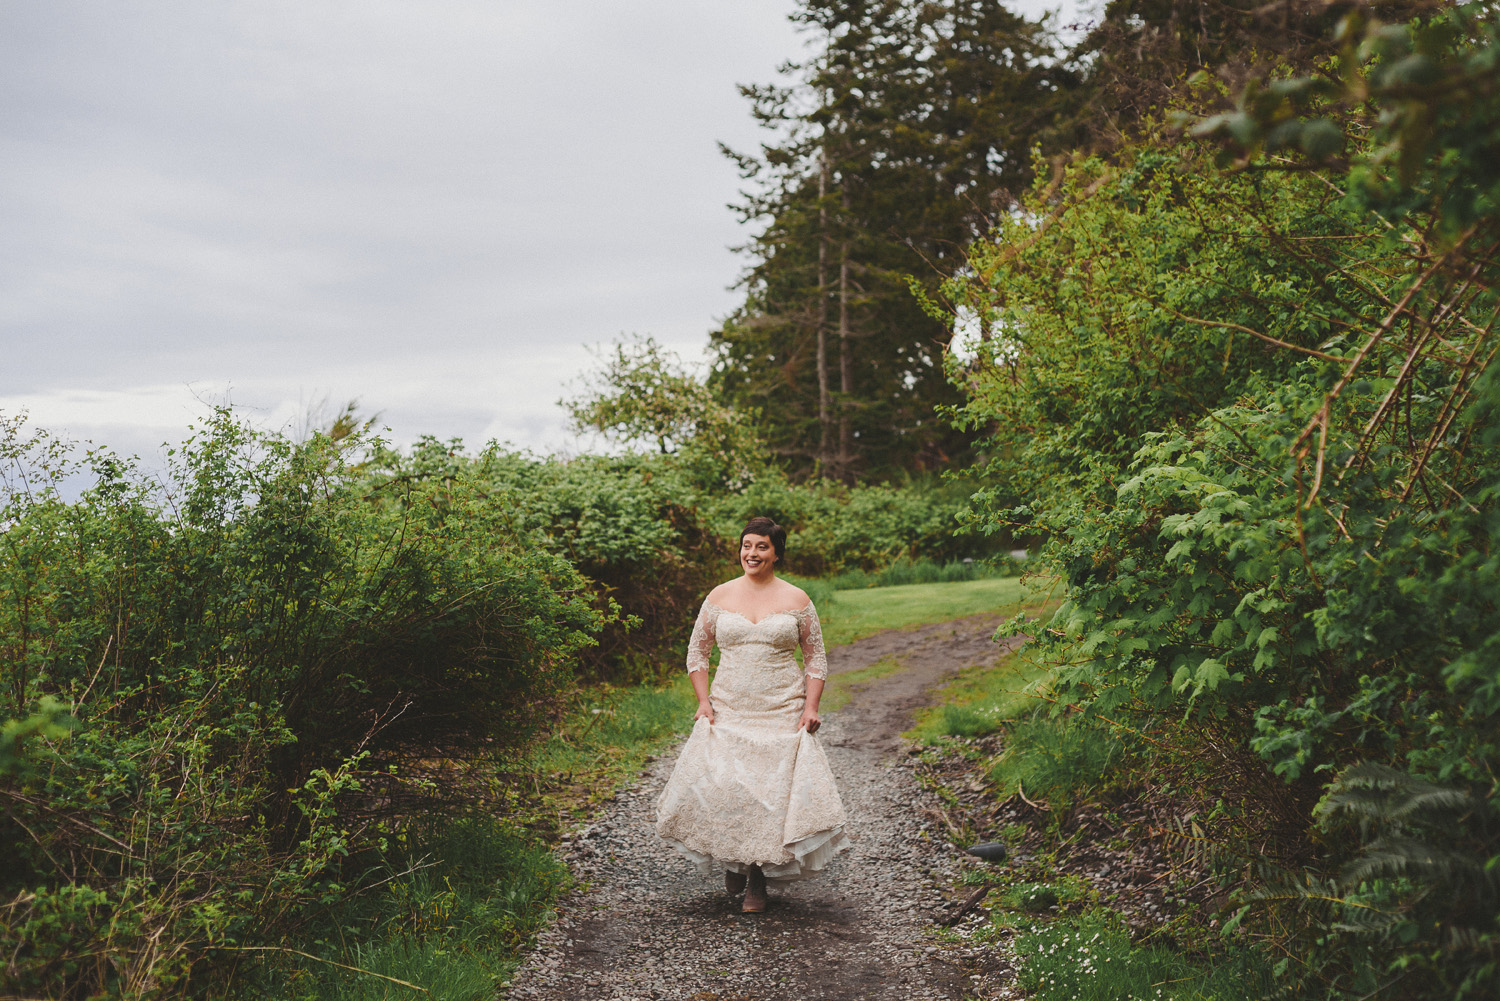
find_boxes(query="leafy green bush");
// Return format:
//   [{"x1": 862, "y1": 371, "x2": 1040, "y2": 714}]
[
  {"x1": 367, "y1": 442, "x2": 724, "y2": 683},
  {"x1": 947, "y1": 6, "x2": 1500, "y2": 996},
  {"x1": 0, "y1": 411, "x2": 604, "y2": 999},
  {"x1": 825, "y1": 555, "x2": 1017, "y2": 590},
  {"x1": 706, "y1": 472, "x2": 1002, "y2": 576}
]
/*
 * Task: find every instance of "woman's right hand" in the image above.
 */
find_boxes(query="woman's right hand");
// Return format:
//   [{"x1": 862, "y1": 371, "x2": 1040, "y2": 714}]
[{"x1": 695, "y1": 701, "x2": 715, "y2": 725}]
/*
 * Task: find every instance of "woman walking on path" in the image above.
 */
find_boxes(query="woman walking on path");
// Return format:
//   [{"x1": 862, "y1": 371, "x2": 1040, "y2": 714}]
[{"x1": 655, "y1": 517, "x2": 851, "y2": 913}]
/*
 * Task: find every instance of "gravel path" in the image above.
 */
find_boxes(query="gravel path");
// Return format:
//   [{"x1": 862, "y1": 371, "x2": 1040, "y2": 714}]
[{"x1": 505, "y1": 616, "x2": 1024, "y2": 1001}]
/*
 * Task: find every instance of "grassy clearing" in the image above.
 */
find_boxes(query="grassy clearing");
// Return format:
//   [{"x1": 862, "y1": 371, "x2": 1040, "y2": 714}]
[{"x1": 820, "y1": 575, "x2": 1046, "y2": 648}]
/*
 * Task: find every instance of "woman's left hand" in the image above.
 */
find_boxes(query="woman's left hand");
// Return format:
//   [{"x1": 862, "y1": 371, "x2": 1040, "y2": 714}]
[{"x1": 798, "y1": 709, "x2": 821, "y2": 734}]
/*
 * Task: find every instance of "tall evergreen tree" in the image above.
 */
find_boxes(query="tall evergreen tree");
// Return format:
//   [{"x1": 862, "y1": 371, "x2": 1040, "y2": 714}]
[{"x1": 712, "y1": 0, "x2": 1074, "y2": 482}]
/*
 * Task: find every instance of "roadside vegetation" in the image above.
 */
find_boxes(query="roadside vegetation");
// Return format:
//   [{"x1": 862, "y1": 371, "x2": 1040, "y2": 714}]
[{"x1": 922, "y1": 3, "x2": 1500, "y2": 997}]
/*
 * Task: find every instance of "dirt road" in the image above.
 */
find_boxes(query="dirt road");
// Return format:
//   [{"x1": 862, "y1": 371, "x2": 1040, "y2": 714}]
[{"x1": 504, "y1": 614, "x2": 1022, "y2": 1001}]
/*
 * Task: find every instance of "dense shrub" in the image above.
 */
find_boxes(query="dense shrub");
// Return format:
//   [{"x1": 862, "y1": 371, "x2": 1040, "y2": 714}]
[
  {"x1": 948, "y1": 6, "x2": 1500, "y2": 997},
  {"x1": 0, "y1": 412, "x2": 604, "y2": 999},
  {"x1": 824, "y1": 555, "x2": 1018, "y2": 591},
  {"x1": 366, "y1": 442, "x2": 724, "y2": 682},
  {"x1": 706, "y1": 471, "x2": 1002, "y2": 576}
]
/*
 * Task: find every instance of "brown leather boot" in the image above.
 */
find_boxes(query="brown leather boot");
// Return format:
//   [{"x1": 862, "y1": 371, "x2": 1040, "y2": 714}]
[
  {"x1": 725, "y1": 870, "x2": 746, "y2": 895},
  {"x1": 742, "y1": 865, "x2": 767, "y2": 913}
]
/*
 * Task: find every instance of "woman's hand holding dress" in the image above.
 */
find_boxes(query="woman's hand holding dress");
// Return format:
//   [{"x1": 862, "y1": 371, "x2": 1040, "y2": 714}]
[
  {"x1": 798, "y1": 676, "x2": 823, "y2": 733},
  {"x1": 686, "y1": 601, "x2": 716, "y2": 724},
  {"x1": 797, "y1": 606, "x2": 827, "y2": 733}
]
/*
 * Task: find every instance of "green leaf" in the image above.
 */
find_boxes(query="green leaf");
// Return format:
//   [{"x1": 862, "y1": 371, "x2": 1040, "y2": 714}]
[{"x1": 1300, "y1": 118, "x2": 1344, "y2": 159}]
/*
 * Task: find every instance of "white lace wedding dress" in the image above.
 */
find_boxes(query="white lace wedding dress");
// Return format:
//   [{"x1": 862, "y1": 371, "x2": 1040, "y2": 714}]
[{"x1": 655, "y1": 599, "x2": 851, "y2": 885}]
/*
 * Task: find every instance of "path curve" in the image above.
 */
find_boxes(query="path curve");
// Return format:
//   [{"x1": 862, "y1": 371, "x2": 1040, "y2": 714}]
[{"x1": 505, "y1": 615, "x2": 1023, "y2": 1001}]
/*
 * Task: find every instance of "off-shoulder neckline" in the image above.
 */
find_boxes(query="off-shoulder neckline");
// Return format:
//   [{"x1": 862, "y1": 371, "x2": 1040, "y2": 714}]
[{"x1": 702, "y1": 598, "x2": 815, "y2": 626}]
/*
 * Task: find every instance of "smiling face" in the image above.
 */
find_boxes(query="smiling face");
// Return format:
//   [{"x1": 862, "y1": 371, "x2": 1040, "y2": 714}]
[{"x1": 739, "y1": 532, "x2": 777, "y2": 579}]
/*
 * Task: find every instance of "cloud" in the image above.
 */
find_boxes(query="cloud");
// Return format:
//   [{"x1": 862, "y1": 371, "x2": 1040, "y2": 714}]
[
  {"x1": 1, "y1": 0, "x2": 1087, "y2": 474},
  {"x1": 0, "y1": 0, "x2": 809, "y2": 461}
]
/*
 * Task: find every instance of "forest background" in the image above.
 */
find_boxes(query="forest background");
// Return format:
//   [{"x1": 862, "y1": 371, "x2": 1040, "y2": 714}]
[{"x1": 3, "y1": 1, "x2": 1497, "y2": 999}]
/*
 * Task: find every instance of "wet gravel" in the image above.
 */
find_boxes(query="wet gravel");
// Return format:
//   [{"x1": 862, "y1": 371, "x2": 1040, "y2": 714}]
[{"x1": 503, "y1": 617, "x2": 1025, "y2": 1001}]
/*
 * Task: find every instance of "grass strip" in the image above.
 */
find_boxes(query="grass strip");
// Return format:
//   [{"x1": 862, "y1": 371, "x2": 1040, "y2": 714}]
[{"x1": 821, "y1": 575, "x2": 1041, "y2": 649}]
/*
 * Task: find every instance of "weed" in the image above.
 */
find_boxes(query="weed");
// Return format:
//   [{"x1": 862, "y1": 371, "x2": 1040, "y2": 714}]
[{"x1": 989, "y1": 713, "x2": 1134, "y2": 811}]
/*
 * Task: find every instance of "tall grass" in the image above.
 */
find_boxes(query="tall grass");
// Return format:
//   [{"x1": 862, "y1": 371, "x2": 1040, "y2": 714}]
[
  {"x1": 528, "y1": 676, "x2": 697, "y2": 803},
  {"x1": 263, "y1": 818, "x2": 565, "y2": 1001},
  {"x1": 989, "y1": 713, "x2": 1133, "y2": 810},
  {"x1": 260, "y1": 679, "x2": 699, "y2": 1000}
]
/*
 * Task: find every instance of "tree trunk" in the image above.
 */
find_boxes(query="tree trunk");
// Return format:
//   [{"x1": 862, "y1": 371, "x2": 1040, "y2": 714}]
[
  {"x1": 837, "y1": 218, "x2": 854, "y2": 480},
  {"x1": 816, "y1": 137, "x2": 832, "y2": 476}
]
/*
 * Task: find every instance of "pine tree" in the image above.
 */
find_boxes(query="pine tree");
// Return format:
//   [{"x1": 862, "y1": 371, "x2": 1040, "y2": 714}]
[{"x1": 712, "y1": 0, "x2": 1074, "y2": 482}]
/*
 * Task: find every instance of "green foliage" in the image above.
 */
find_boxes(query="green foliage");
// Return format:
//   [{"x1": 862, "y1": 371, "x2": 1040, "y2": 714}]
[
  {"x1": 1063, "y1": 0, "x2": 1350, "y2": 155},
  {"x1": 0, "y1": 695, "x2": 78, "y2": 775},
  {"x1": 564, "y1": 333, "x2": 766, "y2": 491},
  {"x1": 705, "y1": 471, "x2": 1001, "y2": 577},
  {"x1": 261, "y1": 818, "x2": 566, "y2": 1001},
  {"x1": 1008, "y1": 883, "x2": 1060, "y2": 913},
  {"x1": 950, "y1": 5, "x2": 1500, "y2": 996},
  {"x1": 987, "y1": 714, "x2": 1134, "y2": 812},
  {"x1": 822, "y1": 555, "x2": 1017, "y2": 591},
  {"x1": 1274, "y1": 762, "x2": 1500, "y2": 1000},
  {"x1": 366, "y1": 439, "x2": 722, "y2": 683},
  {"x1": 0, "y1": 411, "x2": 606, "y2": 999},
  {"x1": 1014, "y1": 914, "x2": 1275, "y2": 1001}
]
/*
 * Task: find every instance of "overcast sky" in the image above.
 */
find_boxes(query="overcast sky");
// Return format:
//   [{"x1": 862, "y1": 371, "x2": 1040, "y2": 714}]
[{"x1": 2, "y1": 1, "x2": 1075, "y2": 467}]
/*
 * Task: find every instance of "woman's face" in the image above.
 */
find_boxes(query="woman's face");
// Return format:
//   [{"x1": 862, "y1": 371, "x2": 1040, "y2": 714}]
[{"x1": 739, "y1": 533, "x2": 777, "y2": 578}]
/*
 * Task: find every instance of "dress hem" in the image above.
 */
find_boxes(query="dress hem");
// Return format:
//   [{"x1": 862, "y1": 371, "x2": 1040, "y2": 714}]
[{"x1": 660, "y1": 827, "x2": 851, "y2": 886}]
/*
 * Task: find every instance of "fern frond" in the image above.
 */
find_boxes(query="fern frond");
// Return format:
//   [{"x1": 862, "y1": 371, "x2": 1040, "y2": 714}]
[
  {"x1": 1319, "y1": 762, "x2": 1475, "y2": 826},
  {"x1": 1344, "y1": 835, "x2": 1496, "y2": 887}
]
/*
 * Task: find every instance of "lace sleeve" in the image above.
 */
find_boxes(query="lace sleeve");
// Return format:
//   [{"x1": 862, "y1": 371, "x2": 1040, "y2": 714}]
[
  {"x1": 686, "y1": 600, "x2": 718, "y2": 674},
  {"x1": 798, "y1": 602, "x2": 829, "y2": 680}
]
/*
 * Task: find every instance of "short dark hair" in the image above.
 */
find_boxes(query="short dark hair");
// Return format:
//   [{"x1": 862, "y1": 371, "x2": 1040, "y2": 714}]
[{"x1": 739, "y1": 516, "x2": 786, "y2": 561}]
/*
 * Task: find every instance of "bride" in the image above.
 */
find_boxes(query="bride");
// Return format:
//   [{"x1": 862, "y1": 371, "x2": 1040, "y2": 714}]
[{"x1": 655, "y1": 516, "x2": 850, "y2": 913}]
